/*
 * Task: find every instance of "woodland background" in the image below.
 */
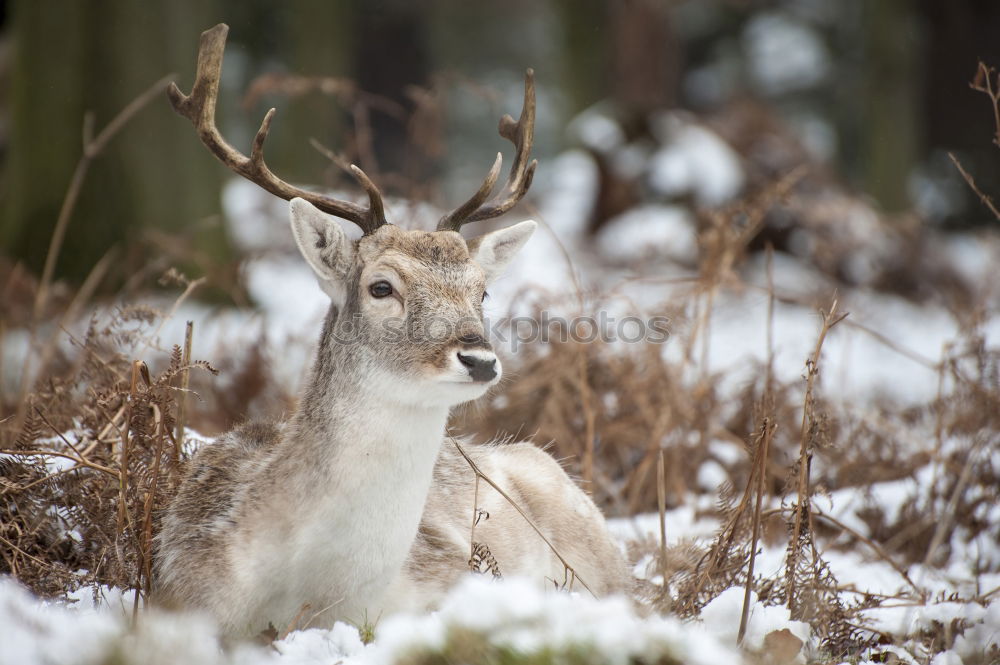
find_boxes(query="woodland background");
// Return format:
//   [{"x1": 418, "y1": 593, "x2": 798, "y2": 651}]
[{"x1": 2, "y1": 0, "x2": 999, "y2": 288}]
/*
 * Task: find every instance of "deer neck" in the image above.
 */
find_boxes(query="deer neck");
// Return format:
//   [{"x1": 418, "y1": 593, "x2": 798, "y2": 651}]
[
  {"x1": 290, "y1": 312, "x2": 450, "y2": 484},
  {"x1": 250, "y1": 308, "x2": 450, "y2": 619},
  {"x1": 278, "y1": 307, "x2": 449, "y2": 525}
]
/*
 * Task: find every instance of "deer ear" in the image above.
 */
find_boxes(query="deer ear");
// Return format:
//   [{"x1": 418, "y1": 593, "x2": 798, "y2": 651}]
[
  {"x1": 468, "y1": 220, "x2": 536, "y2": 284},
  {"x1": 289, "y1": 198, "x2": 355, "y2": 304}
]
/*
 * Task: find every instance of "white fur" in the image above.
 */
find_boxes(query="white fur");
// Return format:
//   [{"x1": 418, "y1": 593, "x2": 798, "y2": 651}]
[
  {"x1": 382, "y1": 439, "x2": 631, "y2": 614},
  {"x1": 368, "y1": 365, "x2": 493, "y2": 409},
  {"x1": 471, "y1": 220, "x2": 537, "y2": 284},
  {"x1": 226, "y1": 402, "x2": 448, "y2": 630}
]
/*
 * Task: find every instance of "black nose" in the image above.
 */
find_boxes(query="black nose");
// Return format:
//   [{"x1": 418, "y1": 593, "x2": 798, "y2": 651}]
[{"x1": 457, "y1": 352, "x2": 497, "y2": 382}]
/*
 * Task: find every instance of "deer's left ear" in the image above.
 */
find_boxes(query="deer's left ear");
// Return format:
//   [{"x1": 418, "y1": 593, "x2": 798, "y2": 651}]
[{"x1": 468, "y1": 220, "x2": 536, "y2": 284}]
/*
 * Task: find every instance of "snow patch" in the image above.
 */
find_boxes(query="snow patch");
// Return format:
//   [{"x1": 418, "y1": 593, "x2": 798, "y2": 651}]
[
  {"x1": 743, "y1": 12, "x2": 830, "y2": 94},
  {"x1": 700, "y1": 587, "x2": 811, "y2": 655},
  {"x1": 648, "y1": 112, "x2": 745, "y2": 206},
  {"x1": 596, "y1": 204, "x2": 698, "y2": 264}
]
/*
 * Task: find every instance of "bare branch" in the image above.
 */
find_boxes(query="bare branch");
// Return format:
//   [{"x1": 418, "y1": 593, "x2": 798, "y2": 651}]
[
  {"x1": 948, "y1": 152, "x2": 1000, "y2": 221},
  {"x1": 33, "y1": 74, "x2": 173, "y2": 327},
  {"x1": 438, "y1": 69, "x2": 537, "y2": 231},
  {"x1": 168, "y1": 23, "x2": 388, "y2": 234},
  {"x1": 970, "y1": 61, "x2": 1000, "y2": 148}
]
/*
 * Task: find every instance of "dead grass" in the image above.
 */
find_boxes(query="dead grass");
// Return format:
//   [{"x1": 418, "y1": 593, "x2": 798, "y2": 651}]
[{"x1": 1, "y1": 297, "x2": 218, "y2": 604}]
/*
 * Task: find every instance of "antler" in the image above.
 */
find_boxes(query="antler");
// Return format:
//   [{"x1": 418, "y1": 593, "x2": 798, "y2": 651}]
[
  {"x1": 168, "y1": 23, "x2": 388, "y2": 235},
  {"x1": 437, "y1": 70, "x2": 537, "y2": 232}
]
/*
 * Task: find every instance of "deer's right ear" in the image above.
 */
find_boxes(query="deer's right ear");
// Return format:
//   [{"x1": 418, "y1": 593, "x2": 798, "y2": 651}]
[{"x1": 289, "y1": 198, "x2": 355, "y2": 304}]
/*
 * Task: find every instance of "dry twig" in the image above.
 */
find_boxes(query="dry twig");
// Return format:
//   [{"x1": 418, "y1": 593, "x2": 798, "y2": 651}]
[
  {"x1": 948, "y1": 152, "x2": 1000, "y2": 221},
  {"x1": 785, "y1": 297, "x2": 848, "y2": 610},
  {"x1": 451, "y1": 439, "x2": 595, "y2": 597}
]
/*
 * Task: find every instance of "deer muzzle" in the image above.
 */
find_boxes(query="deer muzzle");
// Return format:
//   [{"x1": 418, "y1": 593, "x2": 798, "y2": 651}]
[{"x1": 453, "y1": 344, "x2": 498, "y2": 383}]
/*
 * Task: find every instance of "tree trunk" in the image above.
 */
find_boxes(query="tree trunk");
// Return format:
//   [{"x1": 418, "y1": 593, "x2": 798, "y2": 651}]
[
  {"x1": 1, "y1": 0, "x2": 227, "y2": 284},
  {"x1": 860, "y1": 0, "x2": 920, "y2": 213}
]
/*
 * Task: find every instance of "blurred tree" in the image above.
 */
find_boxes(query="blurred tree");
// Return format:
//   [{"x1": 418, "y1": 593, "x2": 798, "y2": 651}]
[
  {"x1": 423, "y1": 0, "x2": 551, "y2": 208},
  {"x1": 583, "y1": 0, "x2": 682, "y2": 231},
  {"x1": 353, "y1": 0, "x2": 429, "y2": 183},
  {"x1": 170, "y1": 1, "x2": 424, "y2": 216},
  {"x1": 1, "y1": 0, "x2": 231, "y2": 284},
  {"x1": 610, "y1": 0, "x2": 681, "y2": 132},
  {"x1": 222, "y1": 0, "x2": 354, "y2": 186},
  {"x1": 860, "y1": 0, "x2": 920, "y2": 214},
  {"x1": 554, "y1": 0, "x2": 610, "y2": 112}
]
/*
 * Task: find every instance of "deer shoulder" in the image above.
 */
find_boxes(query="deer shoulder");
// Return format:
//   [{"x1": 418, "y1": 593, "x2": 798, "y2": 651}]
[{"x1": 391, "y1": 439, "x2": 631, "y2": 610}]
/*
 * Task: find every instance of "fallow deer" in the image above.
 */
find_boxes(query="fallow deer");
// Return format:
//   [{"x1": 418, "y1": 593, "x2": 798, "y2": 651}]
[{"x1": 154, "y1": 24, "x2": 629, "y2": 636}]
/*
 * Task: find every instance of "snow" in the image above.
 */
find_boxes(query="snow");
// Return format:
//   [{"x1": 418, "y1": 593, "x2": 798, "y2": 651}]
[
  {"x1": 648, "y1": 112, "x2": 745, "y2": 206},
  {"x1": 596, "y1": 204, "x2": 698, "y2": 265},
  {"x1": 66, "y1": 584, "x2": 141, "y2": 614},
  {"x1": 742, "y1": 12, "x2": 830, "y2": 94},
  {"x1": 942, "y1": 231, "x2": 1000, "y2": 293},
  {"x1": 929, "y1": 652, "x2": 964, "y2": 665},
  {"x1": 223, "y1": 179, "x2": 299, "y2": 253},
  {"x1": 696, "y1": 458, "x2": 729, "y2": 492},
  {"x1": 866, "y1": 601, "x2": 988, "y2": 639},
  {"x1": 0, "y1": 578, "x2": 267, "y2": 665},
  {"x1": 708, "y1": 439, "x2": 746, "y2": 467},
  {"x1": 608, "y1": 496, "x2": 721, "y2": 547},
  {"x1": 699, "y1": 587, "x2": 810, "y2": 655},
  {"x1": 610, "y1": 454, "x2": 1000, "y2": 660},
  {"x1": 304, "y1": 575, "x2": 742, "y2": 665},
  {"x1": 0, "y1": 575, "x2": 746, "y2": 665},
  {"x1": 1, "y1": 579, "x2": 121, "y2": 665},
  {"x1": 8, "y1": 564, "x2": 992, "y2": 665},
  {"x1": 953, "y1": 600, "x2": 1000, "y2": 662},
  {"x1": 567, "y1": 105, "x2": 626, "y2": 154},
  {"x1": 788, "y1": 112, "x2": 837, "y2": 162},
  {"x1": 272, "y1": 624, "x2": 367, "y2": 665},
  {"x1": 660, "y1": 277, "x2": 973, "y2": 406}
]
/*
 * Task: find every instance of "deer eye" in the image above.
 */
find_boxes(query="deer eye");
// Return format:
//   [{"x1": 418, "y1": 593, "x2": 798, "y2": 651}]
[{"x1": 369, "y1": 280, "x2": 394, "y2": 298}]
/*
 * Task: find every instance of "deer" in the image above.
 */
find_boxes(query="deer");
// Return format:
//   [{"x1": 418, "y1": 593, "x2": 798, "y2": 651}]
[{"x1": 154, "y1": 24, "x2": 629, "y2": 637}]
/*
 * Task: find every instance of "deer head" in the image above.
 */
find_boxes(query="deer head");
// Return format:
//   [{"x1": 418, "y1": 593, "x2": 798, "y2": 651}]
[{"x1": 168, "y1": 24, "x2": 538, "y2": 407}]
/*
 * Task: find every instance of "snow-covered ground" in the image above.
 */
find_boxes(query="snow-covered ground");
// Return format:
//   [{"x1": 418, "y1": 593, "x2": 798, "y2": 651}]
[
  {"x1": 3, "y1": 498, "x2": 998, "y2": 665},
  {"x1": 617, "y1": 499, "x2": 1000, "y2": 664},
  {"x1": 3, "y1": 573, "x2": 748, "y2": 665}
]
